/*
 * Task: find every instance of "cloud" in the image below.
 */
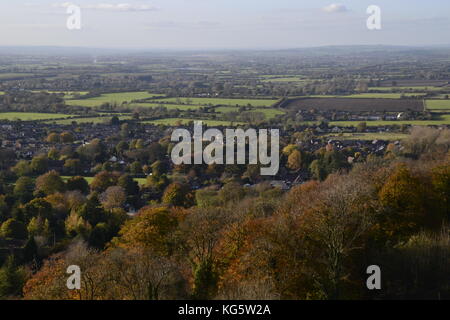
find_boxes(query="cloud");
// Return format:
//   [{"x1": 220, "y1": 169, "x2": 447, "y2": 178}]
[
  {"x1": 52, "y1": 2, "x2": 157, "y2": 12},
  {"x1": 322, "y1": 3, "x2": 348, "y2": 13}
]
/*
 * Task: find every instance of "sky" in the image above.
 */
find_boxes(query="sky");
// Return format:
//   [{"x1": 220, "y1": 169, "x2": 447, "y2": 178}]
[{"x1": 0, "y1": 0, "x2": 449, "y2": 49}]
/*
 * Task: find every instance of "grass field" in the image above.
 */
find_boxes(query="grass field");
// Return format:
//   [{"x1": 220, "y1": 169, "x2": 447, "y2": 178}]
[
  {"x1": 215, "y1": 106, "x2": 285, "y2": 119},
  {"x1": 369, "y1": 86, "x2": 444, "y2": 92},
  {"x1": 329, "y1": 115, "x2": 450, "y2": 127},
  {"x1": 0, "y1": 112, "x2": 73, "y2": 121},
  {"x1": 66, "y1": 92, "x2": 163, "y2": 107},
  {"x1": 0, "y1": 73, "x2": 35, "y2": 80},
  {"x1": 342, "y1": 93, "x2": 426, "y2": 99},
  {"x1": 426, "y1": 100, "x2": 450, "y2": 110},
  {"x1": 142, "y1": 118, "x2": 243, "y2": 126},
  {"x1": 285, "y1": 98, "x2": 423, "y2": 112},
  {"x1": 152, "y1": 97, "x2": 279, "y2": 107},
  {"x1": 129, "y1": 103, "x2": 205, "y2": 111},
  {"x1": 33, "y1": 90, "x2": 89, "y2": 99},
  {"x1": 327, "y1": 132, "x2": 409, "y2": 141},
  {"x1": 261, "y1": 77, "x2": 306, "y2": 83},
  {"x1": 46, "y1": 116, "x2": 133, "y2": 124}
]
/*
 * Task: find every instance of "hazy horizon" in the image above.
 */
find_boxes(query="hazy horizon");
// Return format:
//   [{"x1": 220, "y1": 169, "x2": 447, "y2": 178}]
[{"x1": 0, "y1": 1, "x2": 449, "y2": 49}]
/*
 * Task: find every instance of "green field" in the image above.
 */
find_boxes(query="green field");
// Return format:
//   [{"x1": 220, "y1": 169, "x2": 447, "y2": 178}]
[
  {"x1": 329, "y1": 115, "x2": 450, "y2": 127},
  {"x1": 129, "y1": 103, "x2": 205, "y2": 111},
  {"x1": 343, "y1": 93, "x2": 426, "y2": 99},
  {"x1": 33, "y1": 90, "x2": 89, "y2": 99},
  {"x1": 142, "y1": 118, "x2": 243, "y2": 126},
  {"x1": 0, "y1": 112, "x2": 73, "y2": 121},
  {"x1": 327, "y1": 132, "x2": 409, "y2": 141},
  {"x1": 215, "y1": 106, "x2": 285, "y2": 119},
  {"x1": 369, "y1": 86, "x2": 444, "y2": 92},
  {"x1": 261, "y1": 77, "x2": 306, "y2": 83},
  {"x1": 46, "y1": 116, "x2": 133, "y2": 124},
  {"x1": 66, "y1": 92, "x2": 163, "y2": 107},
  {"x1": 152, "y1": 97, "x2": 279, "y2": 107},
  {"x1": 0, "y1": 73, "x2": 35, "y2": 80},
  {"x1": 426, "y1": 100, "x2": 450, "y2": 110}
]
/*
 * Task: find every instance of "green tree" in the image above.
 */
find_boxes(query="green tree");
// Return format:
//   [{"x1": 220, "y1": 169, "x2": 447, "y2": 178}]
[
  {"x1": 27, "y1": 216, "x2": 50, "y2": 238},
  {"x1": 150, "y1": 160, "x2": 166, "y2": 177},
  {"x1": 431, "y1": 164, "x2": 450, "y2": 218},
  {"x1": 0, "y1": 256, "x2": 26, "y2": 298},
  {"x1": 0, "y1": 219, "x2": 27, "y2": 239},
  {"x1": 14, "y1": 176, "x2": 34, "y2": 203},
  {"x1": 195, "y1": 189, "x2": 220, "y2": 208},
  {"x1": 64, "y1": 158, "x2": 82, "y2": 175},
  {"x1": 66, "y1": 176, "x2": 90, "y2": 194},
  {"x1": 130, "y1": 161, "x2": 143, "y2": 175},
  {"x1": 11, "y1": 160, "x2": 32, "y2": 177},
  {"x1": 218, "y1": 182, "x2": 245, "y2": 204},
  {"x1": 47, "y1": 148, "x2": 60, "y2": 160},
  {"x1": 192, "y1": 259, "x2": 218, "y2": 300},
  {"x1": 357, "y1": 122, "x2": 367, "y2": 133},
  {"x1": 77, "y1": 193, "x2": 106, "y2": 226},
  {"x1": 30, "y1": 155, "x2": 49, "y2": 174},
  {"x1": 23, "y1": 198, "x2": 53, "y2": 223},
  {"x1": 23, "y1": 237, "x2": 38, "y2": 263},
  {"x1": 115, "y1": 141, "x2": 129, "y2": 155}
]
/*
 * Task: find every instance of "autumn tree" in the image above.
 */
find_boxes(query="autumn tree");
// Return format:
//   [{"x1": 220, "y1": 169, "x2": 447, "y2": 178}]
[
  {"x1": 378, "y1": 164, "x2": 434, "y2": 241},
  {"x1": 100, "y1": 186, "x2": 126, "y2": 210},
  {"x1": 162, "y1": 182, "x2": 193, "y2": 208},
  {"x1": 90, "y1": 171, "x2": 120, "y2": 193},
  {"x1": 35, "y1": 170, "x2": 65, "y2": 196},
  {"x1": 113, "y1": 206, "x2": 180, "y2": 256},
  {"x1": 287, "y1": 150, "x2": 302, "y2": 171},
  {"x1": 179, "y1": 208, "x2": 230, "y2": 299},
  {"x1": 60, "y1": 131, "x2": 75, "y2": 143}
]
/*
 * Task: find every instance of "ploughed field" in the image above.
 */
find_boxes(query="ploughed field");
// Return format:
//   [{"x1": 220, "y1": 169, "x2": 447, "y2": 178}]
[{"x1": 283, "y1": 98, "x2": 424, "y2": 112}]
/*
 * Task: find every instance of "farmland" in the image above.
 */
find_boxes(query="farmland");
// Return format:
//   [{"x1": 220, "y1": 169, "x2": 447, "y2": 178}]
[
  {"x1": 1, "y1": 46, "x2": 450, "y2": 301},
  {"x1": 215, "y1": 106, "x2": 285, "y2": 119},
  {"x1": 0, "y1": 112, "x2": 73, "y2": 121},
  {"x1": 141, "y1": 118, "x2": 243, "y2": 126},
  {"x1": 261, "y1": 77, "x2": 307, "y2": 83},
  {"x1": 151, "y1": 97, "x2": 279, "y2": 107},
  {"x1": 329, "y1": 115, "x2": 450, "y2": 127},
  {"x1": 425, "y1": 99, "x2": 450, "y2": 110},
  {"x1": 326, "y1": 132, "x2": 409, "y2": 141},
  {"x1": 33, "y1": 90, "x2": 89, "y2": 99},
  {"x1": 369, "y1": 86, "x2": 443, "y2": 92},
  {"x1": 284, "y1": 98, "x2": 424, "y2": 112},
  {"x1": 129, "y1": 103, "x2": 205, "y2": 111},
  {"x1": 342, "y1": 93, "x2": 426, "y2": 99},
  {"x1": 45, "y1": 115, "x2": 133, "y2": 124},
  {"x1": 65, "y1": 91, "x2": 163, "y2": 107}
]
